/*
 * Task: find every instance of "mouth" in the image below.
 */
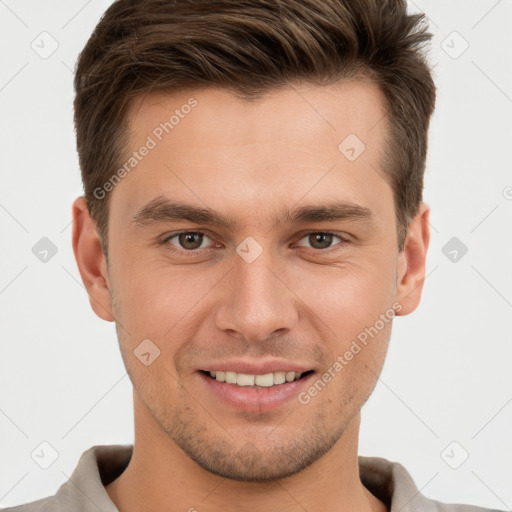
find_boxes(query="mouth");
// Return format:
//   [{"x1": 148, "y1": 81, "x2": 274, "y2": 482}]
[
  {"x1": 197, "y1": 368, "x2": 316, "y2": 413},
  {"x1": 195, "y1": 358, "x2": 318, "y2": 413},
  {"x1": 199, "y1": 369, "x2": 315, "y2": 388}
]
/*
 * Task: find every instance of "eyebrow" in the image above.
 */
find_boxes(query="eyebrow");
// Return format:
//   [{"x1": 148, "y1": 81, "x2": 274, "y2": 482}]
[{"x1": 131, "y1": 196, "x2": 375, "y2": 230}]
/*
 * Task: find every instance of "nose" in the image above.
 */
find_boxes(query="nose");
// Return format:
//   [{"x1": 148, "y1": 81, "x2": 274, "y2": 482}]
[{"x1": 213, "y1": 246, "x2": 299, "y2": 343}]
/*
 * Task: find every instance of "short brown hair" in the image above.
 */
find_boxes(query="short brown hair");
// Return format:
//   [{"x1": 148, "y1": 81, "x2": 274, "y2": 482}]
[{"x1": 74, "y1": 0, "x2": 436, "y2": 255}]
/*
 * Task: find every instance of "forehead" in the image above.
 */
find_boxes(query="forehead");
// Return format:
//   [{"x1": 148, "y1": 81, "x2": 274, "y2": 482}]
[
  {"x1": 127, "y1": 80, "x2": 387, "y2": 149},
  {"x1": 111, "y1": 81, "x2": 392, "y2": 231}
]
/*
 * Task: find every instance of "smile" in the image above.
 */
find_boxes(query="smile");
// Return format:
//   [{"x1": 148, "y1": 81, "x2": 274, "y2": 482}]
[{"x1": 201, "y1": 370, "x2": 314, "y2": 388}]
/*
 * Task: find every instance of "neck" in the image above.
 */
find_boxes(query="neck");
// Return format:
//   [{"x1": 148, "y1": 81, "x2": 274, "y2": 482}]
[{"x1": 106, "y1": 393, "x2": 387, "y2": 512}]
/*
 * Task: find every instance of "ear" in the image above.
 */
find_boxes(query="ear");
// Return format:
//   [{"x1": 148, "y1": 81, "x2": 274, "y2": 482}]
[
  {"x1": 395, "y1": 202, "x2": 430, "y2": 316},
  {"x1": 71, "y1": 196, "x2": 114, "y2": 322}
]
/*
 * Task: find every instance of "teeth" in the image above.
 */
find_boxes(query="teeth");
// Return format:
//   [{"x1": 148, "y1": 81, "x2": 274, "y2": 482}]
[
  {"x1": 208, "y1": 370, "x2": 305, "y2": 387},
  {"x1": 255, "y1": 373, "x2": 274, "y2": 387},
  {"x1": 273, "y1": 371, "x2": 286, "y2": 385},
  {"x1": 225, "y1": 371, "x2": 237, "y2": 384},
  {"x1": 237, "y1": 373, "x2": 255, "y2": 386}
]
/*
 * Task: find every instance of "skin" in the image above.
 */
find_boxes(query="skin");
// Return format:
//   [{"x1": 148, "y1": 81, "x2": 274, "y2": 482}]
[{"x1": 72, "y1": 81, "x2": 430, "y2": 512}]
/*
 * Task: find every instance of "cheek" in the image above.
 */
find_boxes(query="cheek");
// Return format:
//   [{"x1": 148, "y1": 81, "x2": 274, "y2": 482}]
[
  {"x1": 293, "y1": 252, "x2": 397, "y2": 401},
  {"x1": 314, "y1": 316, "x2": 392, "y2": 409},
  {"x1": 300, "y1": 259, "x2": 398, "y2": 341},
  {"x1": 110, "y1": 256, "x2": 222, "y2": 346}
]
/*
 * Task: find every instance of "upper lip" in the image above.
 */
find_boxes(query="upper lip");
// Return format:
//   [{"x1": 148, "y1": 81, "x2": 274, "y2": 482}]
[{"x1": 198, "y1": 359, "x2": 313, "y2": 375}]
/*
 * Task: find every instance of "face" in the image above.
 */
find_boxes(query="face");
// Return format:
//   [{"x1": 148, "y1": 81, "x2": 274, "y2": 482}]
[{"x1": 77, "y1": 81, "x2": 423, "y2": 482}]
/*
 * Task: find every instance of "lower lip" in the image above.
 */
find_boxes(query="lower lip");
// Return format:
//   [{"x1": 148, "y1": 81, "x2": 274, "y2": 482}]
[{"x1": 197, "y1": 371, "x2": 315, "y2": 413}]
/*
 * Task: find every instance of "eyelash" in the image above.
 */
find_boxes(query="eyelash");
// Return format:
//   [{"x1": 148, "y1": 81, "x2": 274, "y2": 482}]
[{"x1": 161, "y1": 230, "x2": 351, "y2": 255}]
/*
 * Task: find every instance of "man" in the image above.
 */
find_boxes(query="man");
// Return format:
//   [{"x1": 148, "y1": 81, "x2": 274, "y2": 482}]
[{"x1": 2, "y1": 0, "x2": 503, "y2": 511}]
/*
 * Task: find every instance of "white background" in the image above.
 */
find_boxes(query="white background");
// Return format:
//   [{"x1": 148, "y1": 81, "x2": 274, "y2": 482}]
[{"x1": 1, "y1": 0, "x2": 511, "y2": 509}]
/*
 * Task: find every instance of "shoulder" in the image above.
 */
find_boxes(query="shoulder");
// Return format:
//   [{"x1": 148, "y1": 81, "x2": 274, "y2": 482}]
[
  {"x1": 427, "y1": 498, "x2": 505, "y2": 512},
  {"x1": 1, "y1": 495, "x2": 69, "y2": 512},
  {"x1": 1, "y1": 444, "x2": 129, "y2": 512},
  {"x1": 358, "y1": 455, "x2": 505, "y2": 512}
]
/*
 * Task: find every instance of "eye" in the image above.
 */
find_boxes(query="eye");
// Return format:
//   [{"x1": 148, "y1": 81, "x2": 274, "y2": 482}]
[
  {"x1": 164, "y1": 231, "x2": 214, "y2": 252},
  {"x1": 295, "y1": 231, "x2": 349, "y2": 250},
  {"x1": 161, "y1": 230, "x2": 350, "y2": 255}
]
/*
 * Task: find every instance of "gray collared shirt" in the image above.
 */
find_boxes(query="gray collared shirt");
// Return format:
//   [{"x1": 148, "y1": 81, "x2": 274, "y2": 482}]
[{"x1": 0, "y1": 445, "x2": 504, "y2": 511}]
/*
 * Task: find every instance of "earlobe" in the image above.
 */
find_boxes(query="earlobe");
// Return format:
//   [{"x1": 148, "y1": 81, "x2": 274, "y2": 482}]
[
  {"x1": 395, "y1": 202, "x2": 431, "y2": 316},
  {"x1": 71, "y1": 196, "x2": 114, "y2": 322}
]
